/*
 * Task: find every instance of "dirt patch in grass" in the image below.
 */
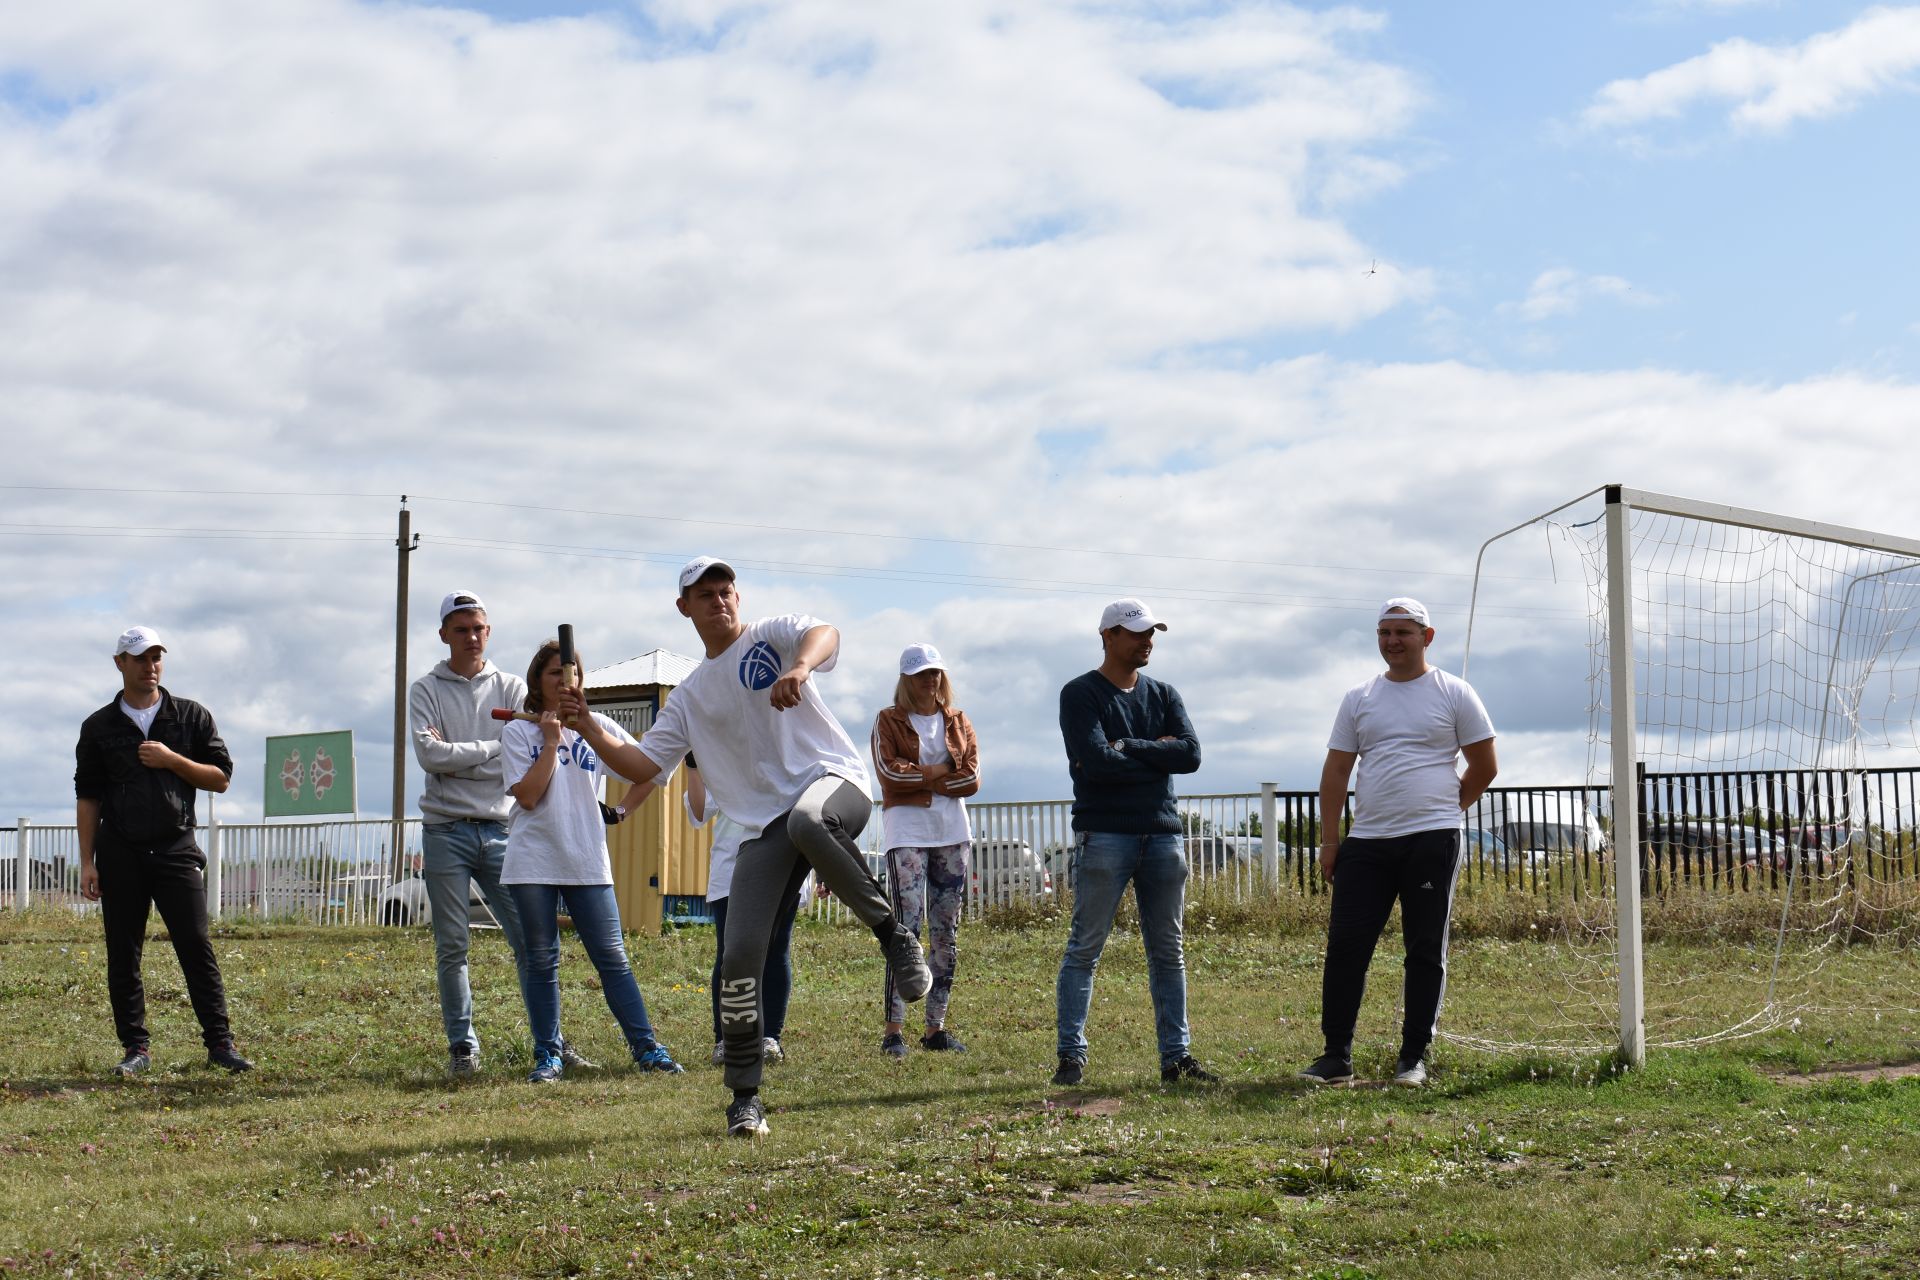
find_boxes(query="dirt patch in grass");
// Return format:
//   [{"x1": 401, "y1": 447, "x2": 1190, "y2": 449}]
[
  {"x1": 1061, "y1": 1180, "x2": 1164, "y2": 1206},
  {"x1": 1771, "y1": 1059, "x2": 1920, "y2": 1086},
  {"x1": 1044, "y1": 1093, "x2": 1123, "y2": 1118}
]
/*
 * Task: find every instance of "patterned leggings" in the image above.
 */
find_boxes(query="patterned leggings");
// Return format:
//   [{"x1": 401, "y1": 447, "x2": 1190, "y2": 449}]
[{"x1": 884, "y1": 842, "x2": 969, "y2": 1027}]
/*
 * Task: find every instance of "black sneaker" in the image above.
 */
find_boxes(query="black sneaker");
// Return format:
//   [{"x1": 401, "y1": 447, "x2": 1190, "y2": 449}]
[
  {"x1": 726, "y1": 1095, "x2": 769, "y2": 1138},
  {"x1": 1160, "y1": 1053, "x2": 1218, "y2": 1084},
  {"x1": 1051, "y1": 1055, "x2": 1084, "y2": 1086},
  {"x1": 558, "y1": 1040, "x2": 599, "y2": 1071},
  {"x1": 113, "y1": 1048, "x2": 151, "y2": 1077},
  {"x1": 920, "y1": 1029, "x2": 967, "y2": 1053},
  {"x1": 885, "y1": 927, "x2": 932, "y2": 1002},
  {"x1": 208, "y1": 1042, "x2": 255, "y2": 1073},
  {"x1": 1297, "y1": 1053, "x2": 1354, "y2": 1085},
  {"x1": 880, "y1": 1032, "x2": 909, "y2": 1059}
]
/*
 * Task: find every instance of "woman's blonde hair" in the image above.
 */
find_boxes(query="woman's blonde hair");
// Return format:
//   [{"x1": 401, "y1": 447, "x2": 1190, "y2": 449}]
[
  {"x1": 893, "y1": 669, "x2": 955, "y2": 712},
  {"x1": 523, "y1": 639, "x2": 584, "y2": 713}
]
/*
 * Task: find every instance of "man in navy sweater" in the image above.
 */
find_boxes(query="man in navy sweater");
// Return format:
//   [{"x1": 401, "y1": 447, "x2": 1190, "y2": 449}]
[{"x1": 1052, "y1": 598, "x2": 1215, "y2": 1086}]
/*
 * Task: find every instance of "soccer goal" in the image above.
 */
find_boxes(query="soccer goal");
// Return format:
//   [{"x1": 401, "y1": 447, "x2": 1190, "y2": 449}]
[{"x1": 1464, "y1": 485, "x2": 1920, "y2": 1067}]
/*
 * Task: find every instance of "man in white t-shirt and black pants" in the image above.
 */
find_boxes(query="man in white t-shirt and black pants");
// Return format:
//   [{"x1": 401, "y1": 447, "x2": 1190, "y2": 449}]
[
  {"x1": 1299, "y1": 598, "x2": 1498, "y2": 1088},
  {"x1": 563, "y1": 556, "x2": 931, "y2": 1139}
]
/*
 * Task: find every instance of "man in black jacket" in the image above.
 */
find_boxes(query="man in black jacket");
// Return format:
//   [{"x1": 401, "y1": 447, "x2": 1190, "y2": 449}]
[{"x1": 75, "y1": 626, "x2": 252, "y2": 1076}]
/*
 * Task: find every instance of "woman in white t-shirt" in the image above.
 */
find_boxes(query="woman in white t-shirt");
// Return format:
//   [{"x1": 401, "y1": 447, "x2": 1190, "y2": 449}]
[
  {"x1": 868, "y1": 644, "x2": 981, "y2": 1057},
  {"x1": 501, "y1": 639, "x2": 683, "y2": 1082}
]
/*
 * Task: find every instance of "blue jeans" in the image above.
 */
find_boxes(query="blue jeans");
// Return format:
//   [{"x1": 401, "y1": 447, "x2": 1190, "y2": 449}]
[
  {"x1": 509, "y1": 882, "x2": 658, "y2": 1066},
  {"x1": 423, "y1": 819, "x2": 534, "y2": 1054},
  {"x1": 1055, "y1": 831, "x2": 1190, "y2": 1065}
]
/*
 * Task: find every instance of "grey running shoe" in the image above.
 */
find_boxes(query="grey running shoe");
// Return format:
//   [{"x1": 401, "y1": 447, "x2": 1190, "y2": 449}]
[
  {"x1": 920, "y1": 1029, "x2": 966, "y2": 1053},
  {"x1": 1160, "y1": 1053, "x2": 1218, "y2": 1084},
  {"x1": 726, "y1": 1095, "x2": 769, "y2": 1138},
  {"x1": 1392, "y1": 1057, "x2": 1428, "y2": 1087},
  {"x1": 710, "y1": 1041, "x2": 726, "y2": 1067},
  {"x1": 880, "y1": 1032, "x2": 909, "y2": 1059},
  {"x1": 448, "y1": 1045, "x2": 480, "y2": 1078},
  {"x1": 208, "y1": 1042, "x2": 255, "y2": 1073},
  {"x1": 1297, "y1": 1053, "x2": 1354, "y2": 1085},
  {"x1": 885, "y1": 926, "x2": 932, "y2": 1002},
  {"x1": 114, "y1": 1048, "x2": 151, "y2": 1077},
  {"x1": 558, "y1": 1040, "x2": 599, "y2": 1071},
  {"x1": 763, "y1": 1037, "x2": 785, "y2": 1064},
  {"x1": 1051, "y1": 1055, "x2": 1084, "y2": 1086}
]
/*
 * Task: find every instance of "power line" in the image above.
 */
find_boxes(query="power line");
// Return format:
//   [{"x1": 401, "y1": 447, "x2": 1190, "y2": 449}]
[
  {"x1": 0, "y1": 481, "x2": 1547, "y2": 582},
  {"x1": 429, "y1": 533, "x2": 1586, "y2": 620},
  {"x1": 0, "y1": 520, "x2": 385, "y2": 541}
]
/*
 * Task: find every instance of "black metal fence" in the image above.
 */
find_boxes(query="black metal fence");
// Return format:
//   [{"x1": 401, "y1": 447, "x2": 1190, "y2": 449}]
[{"x1": 1250, "y1": 765, "x2": 1920, "y2": 896}]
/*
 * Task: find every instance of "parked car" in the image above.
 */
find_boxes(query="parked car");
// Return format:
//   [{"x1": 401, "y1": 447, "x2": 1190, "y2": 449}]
[
  {"x1": 377, "y1": 872, "x2": 500, "y2": 928},
  {"x1": 970, "y1": 838, "x2": 1053, "y2": 903},
  {"x1": 1185, "y1": 834, "x2": 1284, "y2": 874},
  {"x1": 1641, "y1": 819, "x2": 1789, "y2": 870},
  {"x1": 1479, "y1": 793, "x2": 1607, "y2": 866},
  {"x1": 1464, "y1": 827, "x2": 1511, "y2": 864}
]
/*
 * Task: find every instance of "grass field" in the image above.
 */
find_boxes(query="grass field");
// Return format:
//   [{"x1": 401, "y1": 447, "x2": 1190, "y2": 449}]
[{"x1": 3, "y1": 898, "x2": 1918, "y2": 1279}]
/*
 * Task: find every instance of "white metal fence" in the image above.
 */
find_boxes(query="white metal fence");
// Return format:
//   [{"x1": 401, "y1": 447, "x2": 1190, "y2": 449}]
[
  {"x1": 3, "y1": 818, "x2": 421, "y2": 923},
  {"x1": 5, "y1": 791, "x2": 1295, "y2": 926},
  {"x1": 803, "y1": 791, "x2": 1292, "y2": 924}
]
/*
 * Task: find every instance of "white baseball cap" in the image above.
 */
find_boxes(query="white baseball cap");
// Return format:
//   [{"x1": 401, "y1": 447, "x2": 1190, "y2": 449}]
[
  {"x1": 439, "y1": 590, "x2": 488, "y2": 621},
  {"x1": 678, "y1": 555, "x2": 737, "y2": 594},
  {"x1": 1378, "y1": 597, "x2": 1431, "y2": 627},
  {"x1": 114, "y1": 626, "x2": 165, "y2": 656},
  {"x1": 899, "y1": 643, "x2": 946, "y2": 676},
  {"x1": 1099, "y1": 598, "x2": 1167, "y2": 633}
]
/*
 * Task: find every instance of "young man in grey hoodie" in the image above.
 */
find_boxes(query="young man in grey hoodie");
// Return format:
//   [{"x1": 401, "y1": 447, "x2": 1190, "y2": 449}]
[{"x1": 409, "y1": 590, "x2": 582, "y2": 1076}]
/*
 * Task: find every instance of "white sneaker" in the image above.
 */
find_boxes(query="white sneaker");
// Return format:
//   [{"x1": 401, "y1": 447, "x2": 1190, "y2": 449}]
[
  {"x1": 1392, "y1": 1058, "x2": 1428, "y2": 1087},
  {"x1": 763, "y1": 1037, "x2": 784, "y2": 1064}
]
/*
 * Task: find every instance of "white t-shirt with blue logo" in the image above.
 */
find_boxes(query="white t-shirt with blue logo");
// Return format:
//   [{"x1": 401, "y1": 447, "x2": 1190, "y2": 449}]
[
  {"x1": 639, "y1": 614, "x2": 872, "y2": 839},
  {"x1": 500, "y1": 712, "x2": 638, "y2": 885}
]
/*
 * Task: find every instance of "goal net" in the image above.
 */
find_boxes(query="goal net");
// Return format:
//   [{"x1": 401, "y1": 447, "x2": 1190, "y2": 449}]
[{"x1": 1456, "y1": 486, "x2": 1920, "y2": 1064}]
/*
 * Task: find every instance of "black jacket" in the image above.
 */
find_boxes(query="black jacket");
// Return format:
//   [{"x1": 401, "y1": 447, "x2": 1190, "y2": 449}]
[
  {"x1": 75, "y1": 687, "x2": 233, "y2": 855},
  {"x1": 1059, "y1": 671, "x2": 1201, "y2": 835}
]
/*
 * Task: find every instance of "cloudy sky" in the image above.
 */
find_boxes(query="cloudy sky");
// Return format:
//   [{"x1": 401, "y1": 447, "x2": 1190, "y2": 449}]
[{"x1": 4, "y1": 0, "x2": 1917, "y2": 824}]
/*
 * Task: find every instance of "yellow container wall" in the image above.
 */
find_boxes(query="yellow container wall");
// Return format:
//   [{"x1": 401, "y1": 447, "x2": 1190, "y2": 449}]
[{"x1": 604, "y1": 766, "x2": 714, "y2": 935}]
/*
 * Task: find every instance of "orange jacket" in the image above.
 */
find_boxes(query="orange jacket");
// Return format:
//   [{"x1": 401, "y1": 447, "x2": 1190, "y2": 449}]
[{"x1": 870, "y1": 704, "x2": 981, "y2": 809}]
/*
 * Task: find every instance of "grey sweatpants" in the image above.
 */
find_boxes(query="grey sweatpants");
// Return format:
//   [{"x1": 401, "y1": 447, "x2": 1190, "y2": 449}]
[{"x1": 719, "y1": 776, "x2": 892, "y2": 1092}]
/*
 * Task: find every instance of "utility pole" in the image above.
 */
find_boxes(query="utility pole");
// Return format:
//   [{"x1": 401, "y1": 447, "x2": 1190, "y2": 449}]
[{"x1": 392, "y1": 500, "x2": 419, "y2": 884}]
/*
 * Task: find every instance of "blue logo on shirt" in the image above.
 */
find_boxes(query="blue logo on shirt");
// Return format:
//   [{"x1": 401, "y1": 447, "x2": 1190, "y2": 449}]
[{"x1": 739, "y1": 640, "x2": 782, "y2": 691}]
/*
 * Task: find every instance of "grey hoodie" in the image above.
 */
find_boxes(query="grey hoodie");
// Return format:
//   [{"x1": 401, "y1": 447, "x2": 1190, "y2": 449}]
[{"x1": 408, "y1": 659, "x2": 529, "y2": 822}]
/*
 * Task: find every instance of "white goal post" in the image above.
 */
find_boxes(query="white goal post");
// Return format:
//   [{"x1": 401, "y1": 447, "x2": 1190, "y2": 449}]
[{"x1": 1467, "y1": 484, "x2": 1920, "y2": 1068}]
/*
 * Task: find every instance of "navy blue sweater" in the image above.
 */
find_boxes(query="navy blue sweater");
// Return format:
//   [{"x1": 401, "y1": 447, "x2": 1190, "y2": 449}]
[{"x1": 1059, "y1": 671, "x2": 1201, "y2": 835}]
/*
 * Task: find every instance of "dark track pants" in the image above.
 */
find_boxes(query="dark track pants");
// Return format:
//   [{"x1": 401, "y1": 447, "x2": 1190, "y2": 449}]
[
  {"x1": 719, "y1": 778, "x2": 892, "y2": 1093},
  {"x1": 1319, "y1": 828, "x2": 1462, "y2": 1062},
  {"x1": 97, "y1": 842, "x2": 234, "y2": 1052}
]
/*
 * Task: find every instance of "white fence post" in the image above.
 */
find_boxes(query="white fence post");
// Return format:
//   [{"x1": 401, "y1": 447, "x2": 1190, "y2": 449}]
[
  {"x1": 14, "y1": 818, "x2": 28, "y2": 911},
  {"x1": 1259, "y1": 784, "x2": 1278, "y2": 892},
  {"x1": 206, "y1": 813, "x2": 222, "y2": 921}
]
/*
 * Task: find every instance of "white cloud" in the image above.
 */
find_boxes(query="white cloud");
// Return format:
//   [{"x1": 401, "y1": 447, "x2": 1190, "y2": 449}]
[
  {"x1": 3, "y1": 2, "x2": 1919, "y2": 829},
  {"x1": 1584, "y1": 6, "x2": 1920, "y2": 132},
  {"x1": 1503, "y1": 268, "x2": 1656, "y2": 322}
]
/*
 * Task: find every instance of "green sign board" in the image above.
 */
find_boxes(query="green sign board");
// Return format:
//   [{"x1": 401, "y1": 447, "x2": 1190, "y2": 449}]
[{"x1": 263, "y1": 731, "x2": 357, "y2": 818}]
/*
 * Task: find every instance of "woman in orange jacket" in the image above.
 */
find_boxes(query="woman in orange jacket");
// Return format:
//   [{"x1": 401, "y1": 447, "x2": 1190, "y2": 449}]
[{"x1": 869, "y1": 644, "x2": 980, "y2": 1057}]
